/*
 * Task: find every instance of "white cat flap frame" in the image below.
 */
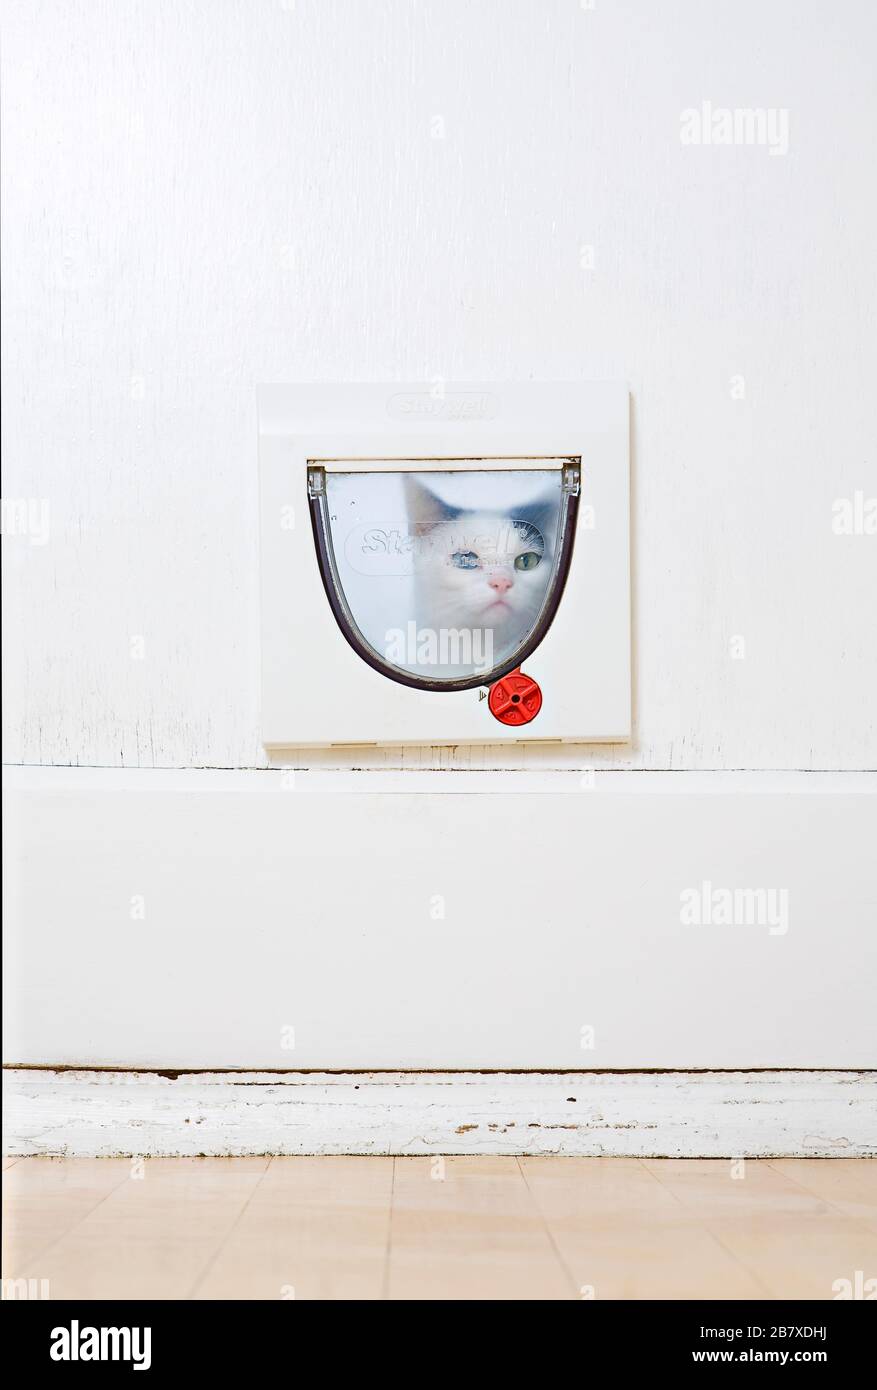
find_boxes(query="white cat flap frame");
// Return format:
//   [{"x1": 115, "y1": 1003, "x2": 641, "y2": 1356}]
[{"x1": 259, "y1": 382, "x2": 630, "y2": 748}]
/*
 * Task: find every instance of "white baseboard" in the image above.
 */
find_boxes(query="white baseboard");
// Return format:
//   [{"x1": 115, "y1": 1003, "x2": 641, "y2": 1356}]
[
  {"x1": 4, "y1": 1069, "x2": 875, "y2": 1158},
  {"x1": 3, "y1": 767, "x2": 876, "y2": 1070}
]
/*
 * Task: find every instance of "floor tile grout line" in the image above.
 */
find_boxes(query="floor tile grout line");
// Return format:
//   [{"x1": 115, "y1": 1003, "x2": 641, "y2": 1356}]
[
  {"x1": 763, "y1": 1160, "x2": 874, "y2": 1226},
  {"x1": 640, "y1": 1159, "x2": 778, "y2": 1300},
  {"x1": 380, "y1": 1156, "x2": 396, "y2": 1302},
  {"x1": 515, "y1": 1155, "x2": 580, "y2": 1300},
  {"x1": 186, "y1": 1157, "x2": 273, "y2": 1301},
  {"x1": 6, "y1": 1161, "x2": 136, "y2": 1275}
]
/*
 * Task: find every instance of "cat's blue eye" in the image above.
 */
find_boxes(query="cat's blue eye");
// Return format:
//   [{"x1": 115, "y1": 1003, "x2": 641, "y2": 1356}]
[
  {"x1": 450, "y1": 550, "x2": 480, "y2": 569},
  {"x1": 514, "y1": 551, "x2": 541, "y2": 571}
]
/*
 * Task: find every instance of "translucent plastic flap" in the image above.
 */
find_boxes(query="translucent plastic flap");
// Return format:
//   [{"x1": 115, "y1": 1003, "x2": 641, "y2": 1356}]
[{"x1": 308, "y1": 461, "x2": 580, "y2": 690}]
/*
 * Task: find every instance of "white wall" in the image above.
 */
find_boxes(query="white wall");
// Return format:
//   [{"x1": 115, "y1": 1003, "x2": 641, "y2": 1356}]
[
  {"x1": 5, "y1": 768, "x2": 877, "y2": 1069},
  {"x1": 2, "y1": 1, "x2": 875, "y2": 1069},
  {"x1": 2, "y1": 0, "x2": 875, "y2": 771}
]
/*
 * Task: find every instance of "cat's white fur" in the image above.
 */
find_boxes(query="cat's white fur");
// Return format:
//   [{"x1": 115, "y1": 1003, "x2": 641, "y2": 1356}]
[{"x1": 413, "y1": 511, "x2": 550, "y2": 648}]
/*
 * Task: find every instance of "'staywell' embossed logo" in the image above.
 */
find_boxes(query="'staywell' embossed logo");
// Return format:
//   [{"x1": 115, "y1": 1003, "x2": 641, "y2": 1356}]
[{"x1": 387, "y1": 391, "x2": 499, "y2": 422}]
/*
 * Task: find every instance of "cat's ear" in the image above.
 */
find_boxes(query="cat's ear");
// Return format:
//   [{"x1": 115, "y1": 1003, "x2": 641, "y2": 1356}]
[
  {"x1": 515, "y1": 491, "x2": 557, "y2": 549},
  {"x1": 403, "y1": 475, "x2": 459, "y2": 534}
]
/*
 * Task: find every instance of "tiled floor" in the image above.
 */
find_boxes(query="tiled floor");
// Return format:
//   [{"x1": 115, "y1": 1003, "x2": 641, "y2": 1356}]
[{"x1": 3, "y1": 1155, "x2": 875, "y2": 1300}]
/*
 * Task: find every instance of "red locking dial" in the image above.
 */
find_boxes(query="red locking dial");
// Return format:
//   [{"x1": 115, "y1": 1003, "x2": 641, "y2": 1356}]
[{"x1": 487, "y1": 668, "x2": 543, "y2": 726}]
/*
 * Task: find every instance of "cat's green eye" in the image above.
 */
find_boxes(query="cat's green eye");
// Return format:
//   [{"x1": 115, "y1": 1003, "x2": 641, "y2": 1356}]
[
  {"x1": 451, "y1": 550, "x2": 480, "y2": 569},
  {"x1": 514, "y1": 551, "x2": 541, "y2": 571}
]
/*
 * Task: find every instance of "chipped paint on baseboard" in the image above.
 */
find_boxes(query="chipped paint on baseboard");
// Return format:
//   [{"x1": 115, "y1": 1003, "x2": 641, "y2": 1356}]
[{"x1": 3, "y1": 1069, "x2": 875, "y2": 1158}]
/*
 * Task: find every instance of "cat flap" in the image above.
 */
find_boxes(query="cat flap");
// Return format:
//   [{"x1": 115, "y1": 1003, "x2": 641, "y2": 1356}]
[{"x1": 307, "y1": 460, "x2": 581, "y2": 690}]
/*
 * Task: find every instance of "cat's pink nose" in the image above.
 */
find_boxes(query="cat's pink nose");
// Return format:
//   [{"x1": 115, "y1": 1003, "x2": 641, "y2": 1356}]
[{"x1": 488, "y1": 574, "x2": 513, "y2": 594}]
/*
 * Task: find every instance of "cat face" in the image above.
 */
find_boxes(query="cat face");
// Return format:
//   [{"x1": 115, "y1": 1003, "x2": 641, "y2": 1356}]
[
  {"x1": 414, "y1": 512, "x2": 549, "y2": 638},
  {"x1": 400, "y1": 466, "x2": 559, "y2": 652}
]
